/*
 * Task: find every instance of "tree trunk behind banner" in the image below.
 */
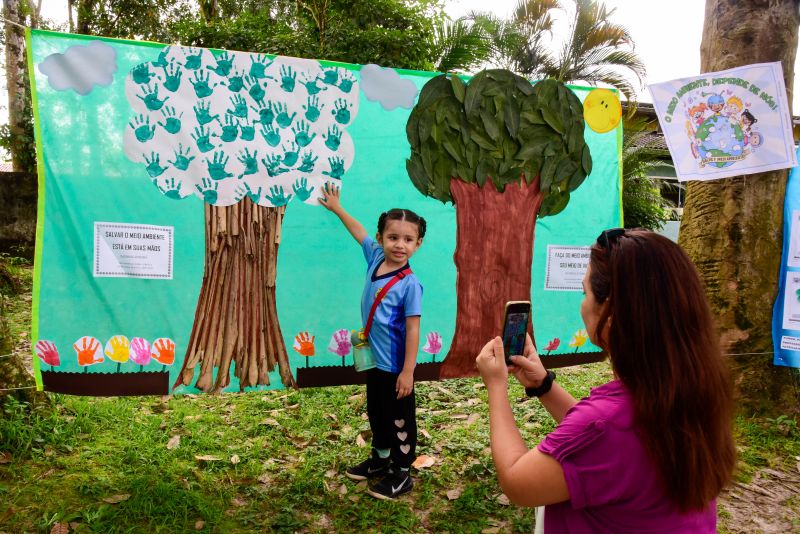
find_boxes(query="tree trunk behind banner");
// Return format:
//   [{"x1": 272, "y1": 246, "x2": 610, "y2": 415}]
[
  {"x1": 679, "y1": 0, "x2": 799, "y2": 415},
  {"x1": 174, "y1": 201, "x2": 296, "y2": 392},
  {"x1": 440, "y1": 178, "x2": 543, "y2": 379}
]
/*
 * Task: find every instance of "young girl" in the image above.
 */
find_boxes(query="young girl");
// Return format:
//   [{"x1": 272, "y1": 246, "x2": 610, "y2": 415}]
[{"x1": 319, "y1": 181, "x2": 426, "y2": 500}]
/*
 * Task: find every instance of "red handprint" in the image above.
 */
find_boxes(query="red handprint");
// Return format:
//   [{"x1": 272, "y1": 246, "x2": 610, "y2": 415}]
[
  {"x1": 73, "y1": 336, "x2": 102, "y2": 368},
  {"x1": 293, "y1": 332, "x2": 315, "y2": 356},
  {"x1": 35, "y1": 340, "x2": 60, "y2": 368},
  {"x1": 151, "y1": 338, "x2": 175, "y2": 366}
]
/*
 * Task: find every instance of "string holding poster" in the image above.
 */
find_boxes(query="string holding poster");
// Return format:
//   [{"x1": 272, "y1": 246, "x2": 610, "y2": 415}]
[{"x1": 649, "y1": 62, "x2": 796, "y2": 182}]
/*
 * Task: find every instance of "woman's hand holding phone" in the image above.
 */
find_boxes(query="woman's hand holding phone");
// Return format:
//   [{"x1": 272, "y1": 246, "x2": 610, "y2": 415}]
[{"x1": 508, "y1": 334, "x2": 548, "y2": 389}]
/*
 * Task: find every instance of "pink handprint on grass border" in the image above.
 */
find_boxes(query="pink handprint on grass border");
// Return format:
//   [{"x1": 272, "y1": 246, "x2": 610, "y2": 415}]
[
  {"x1": 130, "y1": 337, "x2": 151, "y2": 369},
  {"x1": 327, "y1": 329, "x2": 352, "y2": 367},
  {"x1": 34, "y1": 340, "x2": 60, "y2": 369},
  {"x1": 422, "y1": 331, "x2": 442, "y2": 361}
]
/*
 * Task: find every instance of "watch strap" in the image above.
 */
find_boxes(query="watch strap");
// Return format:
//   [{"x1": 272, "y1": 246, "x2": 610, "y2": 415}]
[{"x1": 525, "y1": 370, "x2": 556, "y2": 398}]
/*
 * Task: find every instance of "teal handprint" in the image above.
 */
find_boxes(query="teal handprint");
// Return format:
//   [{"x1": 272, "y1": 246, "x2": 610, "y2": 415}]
[
  {"x1": 281, "y1": 142, "x2": 300, "y2": 167},
  {"x1": 322, "y1": 156, "x2": 345, "y2": 180},
  {"x1": 168, "y1": 144, "x2": 195, "y2": 171},
  {"x1": 191, "y1": 125, "x2": 216, "y2": 153},
  {"x1": 338, "y1": 71, "x2": 355, "y2": 93},
  {"x1": 205, "y1": 151, "x2": 233, "y2": 180},
  {"x1": 261, "y1": 154, "x2": 286, "y2": 177},
  {"x1": 298, "y1": 151, "x2": 318, "y2": 173},
  {"x1": 244, "y1": 75, "x2": 267, "y2": 102},
  {"x1": 227, "y1": 94, "x2": 248, "y2": 119},
  {"x1": 137, "y1": 84, "x2": 169, "y2": 111},
  {"x1": 129, "y1": 114, "x2": 155, "y2": 142},
  {"x1": 324, "y1": 124, "x2": 342, "y2": 151},
  {"x1": 260, "y1": 124, "x2": 281, "y2": 147},
  {"x1": 237, "y1": 148, "x2": 259, "y2": 179},
  {"x1": 236, "y1": 182, "x2": 262, "y2": 204},
  {"x1": 144, "y1": 152, "x2": 168, "y2": 178},
  {"x1": 292, "y1": 121, "x2": 316, "y2": 148},
  {"x1": 292, "y1": 177, "x2": 315, "y2": 201},
  {"x1": 196, "y1": 177, "x2": 219, "y2": 204},
  {"x1": 249, "y1": 54, "x2": 274, "y2": 79},
  {"x1": 251, "y1": 100, "x2": 275, "y2": 125},
  {"x1": 303, "y1": 95, "x2": 324, "y2": 123},
  {"x1": 274, "y1": 102, "x2": 296, "y2": 128},
  {"x1": 332, "y1": 98, "x2": 352, "y2": 125},
  {"x1": 280, "y1": 65, "x2": 296, "y2": 92},
  {"x1": 158, "y1": 106, "x2": 183, "y2": 134},
  {"x1": 240, "y1": 123, "x2": 256, "y2": 141},
  {"x1": 157, "y1": 177, "x2": 186, "y2": 200},
  {"x1": 321, "y1": 68, "x2": 339, "y2": 86},
  {"x1": 193, "y1": 100, "x2": 219, "y2": 126},
  {"x1": 217, "y1": 114, "x2": 239, "y2": 143},
  {"x1": 132, "y1": 63, "x2": 156, "y2": 85},
  {"x1": 208, "y1": 51, "x2": 233, "y2": 77},
  {"x1": 190, "y1": 70, "x2": 218, "y2": 98},
  {"x1": 265, "y1": 185, "x2": 293, "y2": 207},
  {"x1": 152, "y1": 48, "x2": 171, "y2": 68},
  {"x1": 300, "y1": 73, "x2": 326, "y2": 95},
  {"x1": 184, "y1": 48, "x2": 203, "y2": 70},
  {"x1": 227, "y1": 70, "x2": 244, "y2": 92},
  {"x1": 163, "y1": 61, "x2": 183, "y2": 92}
]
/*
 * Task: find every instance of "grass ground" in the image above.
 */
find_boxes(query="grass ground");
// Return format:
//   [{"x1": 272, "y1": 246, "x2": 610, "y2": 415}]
[{"x1": 1, "y1": 262, "x2": 798, "y2": 533}]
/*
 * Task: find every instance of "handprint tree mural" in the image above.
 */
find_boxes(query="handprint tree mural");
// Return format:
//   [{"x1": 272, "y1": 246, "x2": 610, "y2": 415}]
[
  {"x1": 406, "y1": 70, "x2": 592, "y2": 378},
  {"x1": 124, "y1": 47, "x2": 359, "y2": 392}
]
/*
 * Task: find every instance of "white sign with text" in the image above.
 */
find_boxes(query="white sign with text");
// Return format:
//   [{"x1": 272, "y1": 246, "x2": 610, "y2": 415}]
[
  {"x1": 94, "y1": 222, "x2": 173, "y2": 279},
  {"x1": 544, "y1": 245, "x2": 591, "y2": 292}
]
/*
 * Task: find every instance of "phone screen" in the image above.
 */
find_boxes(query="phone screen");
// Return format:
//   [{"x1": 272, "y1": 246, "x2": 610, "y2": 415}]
[{"x1": 502, "y1": 311, "x2": 529, "y2": 361}]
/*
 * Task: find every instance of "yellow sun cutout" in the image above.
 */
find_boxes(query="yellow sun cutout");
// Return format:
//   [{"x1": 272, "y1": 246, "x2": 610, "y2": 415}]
[{"x1": 583, "y1": 88, "x2": 622, "y2": 134}]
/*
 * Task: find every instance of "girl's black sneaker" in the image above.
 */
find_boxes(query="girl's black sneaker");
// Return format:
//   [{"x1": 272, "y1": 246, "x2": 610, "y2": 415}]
[
  {"x1": 345, "y1": 450, "x2": 390, "y2": 480},
  {"x1": 366, "y1": 467, "x2": 413, "y2": 500}
]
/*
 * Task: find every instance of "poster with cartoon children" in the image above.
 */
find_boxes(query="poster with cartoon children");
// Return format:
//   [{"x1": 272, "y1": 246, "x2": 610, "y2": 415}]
[{"x1": 649, "y1": 62, "x2": 796, "y2": 182}]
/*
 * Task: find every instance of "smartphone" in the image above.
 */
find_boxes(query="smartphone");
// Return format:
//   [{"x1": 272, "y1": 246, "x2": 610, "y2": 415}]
[{"x1": 501, "y1": 301, "x2": 531, "y2": 365}]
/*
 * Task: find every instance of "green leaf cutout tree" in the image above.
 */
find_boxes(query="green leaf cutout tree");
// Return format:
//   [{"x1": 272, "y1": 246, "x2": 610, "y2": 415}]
[{"x1": 406, "y1": 69, "x2": 591, "y2": 378}]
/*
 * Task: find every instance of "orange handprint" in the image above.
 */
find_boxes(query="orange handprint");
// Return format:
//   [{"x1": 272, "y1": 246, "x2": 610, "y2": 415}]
[
  {"x1": 73, "y1": 336, "x2": 103, "y2": 370},
  {"x1": 292, "y1": 331, "x2": 315, "y2": 367},
  {"x1": 151, "y1": 338, "x2": 175, "y2": 367}
]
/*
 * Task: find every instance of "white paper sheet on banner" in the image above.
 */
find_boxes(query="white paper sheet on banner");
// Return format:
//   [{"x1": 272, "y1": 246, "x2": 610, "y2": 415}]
[{"x1": 648, "y1": 62, "x2": 796, "y2": 182}]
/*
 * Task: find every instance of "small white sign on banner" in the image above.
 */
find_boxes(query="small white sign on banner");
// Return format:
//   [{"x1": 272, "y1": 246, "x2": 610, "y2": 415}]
[
  {"x1": 94, "y1": 222, "x2": 174, "y2": 279},
  {"x1": 544, "y1": 245, "x2": 590, "y2": 291},
  {"x1": 787, "y1": 210, "x2": 800, "y2": 268},
  {"x1": 782, "y1": 272, "x2": 800, "y2": 330}
]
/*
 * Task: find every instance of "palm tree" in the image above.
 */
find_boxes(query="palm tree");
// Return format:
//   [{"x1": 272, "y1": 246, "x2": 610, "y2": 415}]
[
  {"x1": 431, "y1": 17, "x2": 491, "y2": 73},
  {"x1": 621, "y1": 123, "x2": 676, "y2": 230}
]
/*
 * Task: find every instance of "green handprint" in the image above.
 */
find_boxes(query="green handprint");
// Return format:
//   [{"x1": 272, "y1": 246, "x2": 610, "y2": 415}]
[
  {"x1": 332, "y1": 98, "x2": 352, "y2": 125},
  {"x1": 338, "y1": 71, "x2": 355, "y2": 93},
  {"x1": 158, "y1": 106, "x2": 182, "y2": 134},
  {"x1": 303, "y1": 95, "x2": 324, "y2": 123},
  {"x1": 190, "y1": 70, "x2": 218, "y2": 98},
  {"x1": 274, "y1": 102, "x2": 296, "y2": 128},
  {"x1": 260, "y1": 124, "x2": 281, "y2": 147},
  {"x1": 129, "y1": 114, "x2": 155, "y2": 142},
  {"x1": 152, "y1": 48, "x2": 171, "y2": 68},
  {"x1": 282, "y1": 142, "x2": 300, "y2": 167},
  {"x1": 196, "y1": 177, "x2": 219, "y2": 204},
  {"x1": 300, "y1": 73, "x2": 326, "y2": 95},
  {"x1": 193, "y1": 101, "x2": 218, "y2": 126},
  {"x1": 217, "y1": 114, "x2": 239, "y2": 143},
  {"x1": 240, "y1": 123, "x2": 256, "y2": 141},
  {"x1": 168, "y1": 144, "x2": 195, "y2": 171},
  {"x1": 184, "y1": 47, "x2": 203, "y2": 70},
  {"x1": 227, "y1": 70, "x2": 244, "y2": 92},
  {"x1": 293, "y1": 121, "x2": 316, "y2": 148},
  {"x1": 251, "y1": 100, "x2": 275, "y2": 125},
  {"x1": 292, "y1": 177, "x2": 315, "y2": 201},
  {"x1": 191, "y1": 125, "x2": 216, "y2": 153},
  {"x1": 144, "y1": 152, "x2": 168, "y2": 178},
  {"x1": 244, "y1": 75, "x2": 267, "y2": 102},
  {"x1": 280, "y1": 65, "x2": 296, "y2": 92},
  {"x1": 162, "y1": 61, "x2": 183, "y2": 92},
  {"x1": 227, "y1": 94, "x2": 248, "y2": 119},
  {"x1": 249, "y1": 54, "x2": 274, "y2": 79},
  {"x1": 236, "y1": 182, "x2": 262, "y2": 204},
  {"x1": 237, "y1": 148, "x2": 259, "y2": 179},
  {"x1": 205, "y1": 151, "x2": 233, "y2": 180},
  {"x1": 324, "y1": 124, "x2": 342, "y2": 151},
  {"x1": 261, "y1": 154, "x2": 286, "y2": 177},
  {"x1": 132, "y1": 63, "x2": 156, "y2": 85},
  {"x1": 322, "y1": 156, "x2": 345, "y2": 180},
  {"x1": 265, "y1": 185, "x2": 293, "y2": 206},
  {"x1": 208, "y1": 51, "x2": 233, "y2": 77},
  {"x1": 321, "y1": 68, "x2": 339, "y2": 86},
  {"x1": 137, "y1": 84, "x2": 169, "y2": 111},
  {"x1": 298, "y1": 151, "x2": 318, "y2": 173},
  {"x1": 157, "y1": 177, "x2": 186, "y2": 199}
]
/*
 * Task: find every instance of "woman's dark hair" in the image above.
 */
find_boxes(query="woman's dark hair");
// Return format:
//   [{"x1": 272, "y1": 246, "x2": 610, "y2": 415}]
[
  {"x1": 377, "y1": 209, "x2": 427, "y2": 239},
  {"x1": 589, "y1": 230, "x2": 735, "y2": 512},
  {"x1": 741, "y1": 109, "x2": 757, "y2": 125}
]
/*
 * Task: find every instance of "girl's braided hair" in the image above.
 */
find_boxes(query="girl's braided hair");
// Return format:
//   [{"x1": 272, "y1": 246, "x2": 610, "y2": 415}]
[{"x1": 377, "y1": 209, "x2": 426, "y2": 238}]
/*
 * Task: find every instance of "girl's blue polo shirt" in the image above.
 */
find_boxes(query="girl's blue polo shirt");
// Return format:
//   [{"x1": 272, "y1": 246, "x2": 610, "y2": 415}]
[{"x1": 360, "y1": 236, "x2": 423, "y2": 373}]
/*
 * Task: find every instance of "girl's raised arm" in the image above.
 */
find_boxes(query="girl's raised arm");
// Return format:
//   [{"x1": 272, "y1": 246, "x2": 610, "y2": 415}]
[{"x1": 319, "y1": 182, "x2": 368, "y2": 244}]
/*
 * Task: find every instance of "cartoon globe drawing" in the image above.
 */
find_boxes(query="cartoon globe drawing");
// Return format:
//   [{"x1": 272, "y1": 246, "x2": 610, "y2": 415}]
[{"x1": 693, "y1": 114, "x2": 745, "y2": 169}]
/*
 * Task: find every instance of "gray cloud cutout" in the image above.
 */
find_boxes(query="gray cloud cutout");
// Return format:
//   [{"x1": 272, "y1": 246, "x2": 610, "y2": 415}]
[
  {"x1": 360, "y1": 64, "x2": 418, "y2": 110},
  {"x1": 38, "y1": 41, "x2": 117, "y2": 96}
]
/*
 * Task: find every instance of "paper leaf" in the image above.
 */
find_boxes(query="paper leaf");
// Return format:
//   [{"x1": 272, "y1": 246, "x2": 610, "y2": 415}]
[
  {"x1": 167, "y1": 435, "x2": 181, "y2": 450},
  {"x1": 446, "y1": 488, "x2": 462, "y2": 500},
  {"x1": 102, "y1": 494, "x2": 131, "y2": 504},
  {"x1": 412, "y1": 454, "x2": 436, "y2": 469},
  {"x1": 496, "y1": 493, "x2": 510, "y2": 506}
]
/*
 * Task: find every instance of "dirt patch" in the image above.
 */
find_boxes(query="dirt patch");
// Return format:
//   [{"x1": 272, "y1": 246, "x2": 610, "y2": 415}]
[{"x1": 718, "y1": 466, "x2": 800, "y2": 533}]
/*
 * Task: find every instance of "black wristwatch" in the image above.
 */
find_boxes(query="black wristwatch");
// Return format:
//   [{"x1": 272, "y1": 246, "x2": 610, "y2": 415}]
[{"x1": 525, "y1": 370, "x2": 556, "y2": 398}]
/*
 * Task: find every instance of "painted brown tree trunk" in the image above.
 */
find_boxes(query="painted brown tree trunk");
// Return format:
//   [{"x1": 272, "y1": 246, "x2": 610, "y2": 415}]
[
  {"x1": 679, "y1": 0, "x2": 799, "y2": 414},
  {"x1": 173, "y1": 201, "x2": 296, "y2": 393},
  {"x1": 440, "y1": 178, "x2": 543, "y2": 379}
]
